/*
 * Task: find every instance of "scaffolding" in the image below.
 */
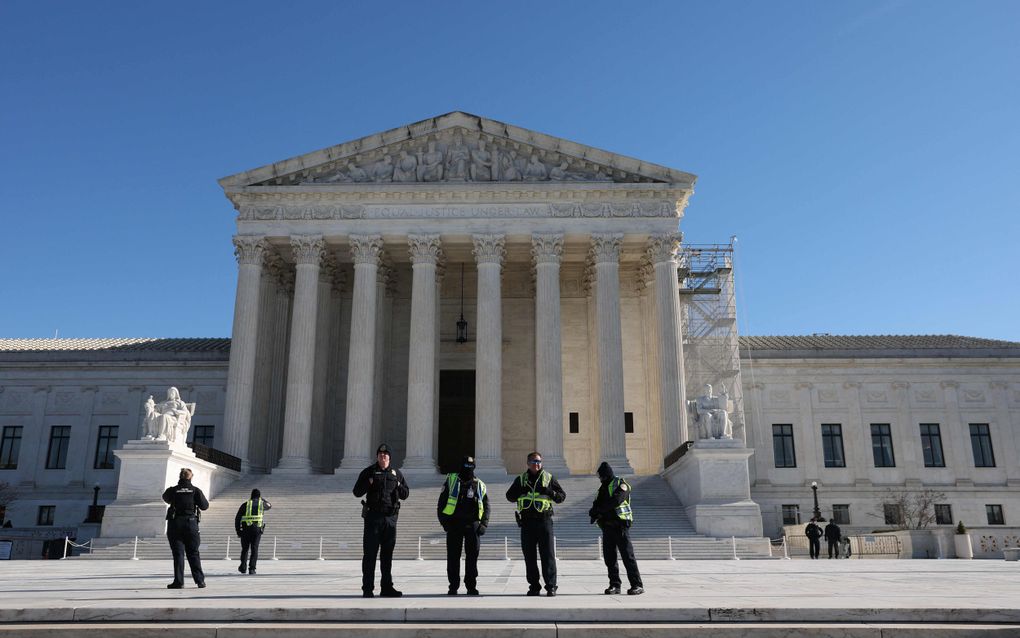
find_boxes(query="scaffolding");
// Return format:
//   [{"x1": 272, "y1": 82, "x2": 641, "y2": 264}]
[{"x1": 679, "y1": 241, "x2": 746, "y2": 444}]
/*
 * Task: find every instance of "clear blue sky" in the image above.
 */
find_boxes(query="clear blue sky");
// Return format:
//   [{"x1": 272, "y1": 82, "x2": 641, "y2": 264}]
[{"x1": 2, "y1": 1, "x2": 1017, "y2": 341}]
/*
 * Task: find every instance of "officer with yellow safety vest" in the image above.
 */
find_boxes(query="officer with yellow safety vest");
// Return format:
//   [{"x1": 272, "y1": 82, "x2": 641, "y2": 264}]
[
  {"x1": 234, "y1": 488, "x2": 272, "y2": 575},
  {"x1": 505, "y1": 451, "x2": 566, "y2": 596},
  {"x1": 589, "y1": 462, "x2": 643, "y2": 595},
  {"x1": 437, "y1": 456, "x2": 490, "y2": 596}
]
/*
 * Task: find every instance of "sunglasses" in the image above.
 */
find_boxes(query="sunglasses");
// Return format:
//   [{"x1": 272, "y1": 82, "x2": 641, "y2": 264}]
[{"x1": 528, "y1": 459, "x2": 543, "y2": 465}]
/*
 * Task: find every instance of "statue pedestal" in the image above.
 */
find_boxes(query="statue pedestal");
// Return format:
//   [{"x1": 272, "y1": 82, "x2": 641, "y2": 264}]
[
  {"x1": 662, "y1": 439, "x2": 763, "y2": 538},
  {"x1": 100, "y1": 440, "x2": 239, "y2": 539}
]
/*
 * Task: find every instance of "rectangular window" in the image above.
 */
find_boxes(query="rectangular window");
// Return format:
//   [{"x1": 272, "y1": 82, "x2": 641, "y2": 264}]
[
  {"x1": 624, "y1": 412, "x2": 634, "y2": 434},
  {"x1": 0, "y1": 426, "x2": 23, "y2": 470},
  {"x1": 781, "y1": 504, "x2": 800, "y2": 526},
  {"x1": 986, "y1": 504, "x2": 1005, "y2": 525},
  {"x1": 969, "y1": 424, "x2": 996, "y2": 468},
  {"x1": 93, "y1": 426, "x2": 119, "y2": 470},
  {"x1": 187, "y1": 425, "x2": 215, "y2": 449},
  {"x1": 45, "y1": 426, "x2": 71, "y2": 470},
  {"x1": 870, "y1": 424, "x2": 896, "y2": 467},
  {"x1": 831, "y1": 504, "x2": 851, "y2": 525},
  {"x1": 883, "y1": 503, "x2": 904, "y2": 526},
  {"x1": 568, "y1": 413, "x2": 579, "y2": 435},
  {"x1": 935, "y1": 504, "x2": 953, "y2": 525},
  {"x1": 37, "y1": 506, "x2": 55, "y2": 526},
  {"x1": 920, "y1": 423, "x2": 945, "y2": 468},
  {"x1": 821, "y1": 424, "x2": 846, "y2": 468},
  {"x1": 772, "y1": 424, "x2": 796, "y2": 468}
]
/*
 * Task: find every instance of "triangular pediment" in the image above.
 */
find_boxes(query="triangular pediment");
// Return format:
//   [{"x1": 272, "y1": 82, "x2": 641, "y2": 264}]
[{"x1": 219, "y1": 112, "x2": 695, "y2": 189}]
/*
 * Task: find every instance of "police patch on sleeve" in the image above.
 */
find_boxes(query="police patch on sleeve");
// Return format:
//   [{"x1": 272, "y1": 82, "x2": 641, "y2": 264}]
[{"x1": 620, "y1": 484, "x2": 629, "y2": 491}]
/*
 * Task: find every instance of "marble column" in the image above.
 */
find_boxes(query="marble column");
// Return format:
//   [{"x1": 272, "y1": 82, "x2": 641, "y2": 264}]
[
  {"x1": 473, "y1": 234, "x2": 508, "y2": 474},
  {"x1": 339, "y1": 234, "x2": 384, "y2": 471},
  {"x1": 590, "y1": 233, "x2": 633, "y2": 474},
  {"x1": 275, "y1": 235, "x2": 325, "y2": 473},
  {"x1": 403, "y1": 234, "x2": 442, "y2": 473},
  {"x1": 310, "y1": 255, "x2": 337, "y2": 472},
  {"x1": 223, "y1": 235, "x2": 267, "y2": 469},
  {"x1": 647, "y1": 232, "x2": 688, "y2": 452},
  {"x1": 532, "y1": 233, "x2": 569, "y2": 475}
]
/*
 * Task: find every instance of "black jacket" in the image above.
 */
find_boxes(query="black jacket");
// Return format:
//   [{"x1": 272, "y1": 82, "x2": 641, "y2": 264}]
[
  {"x1": 505, "y1": 471, "x2": 566, "y2": 520},
  {"x1": 805, "y1": 522, "x2": 823, "y2": 540},
  {"x1": 353, "y1": 463, "x2": 409, "y2": 515},
  {"x1": 234, "y1": 498, "x2": 272, "y2": 535},
  {"x1": 437, "y1": 474, "x2": 491, "y2": 528},
  {"x1": 589, "y1": 477, "x2": 630, "y2": 528},
  {"x1": 824, "y1": 522, "x2": 842, "y2": 542},
  {"x1": 162, "y1": 480, "x2": 209, "y2": 522}
]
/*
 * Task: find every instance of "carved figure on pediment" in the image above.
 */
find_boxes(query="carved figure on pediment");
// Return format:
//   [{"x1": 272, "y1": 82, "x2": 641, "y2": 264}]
[
  {"x1": 592, "y1": 168, "x2": 614, "y2": 182},
  {"x1": 393, "y1": 150, "x2": 418, "y2": 182},
  {"x1": 346, "y1": 161, "x2": 370, "y2": 183},
  {"x1": 470, "y1": 141, "x2": 493, "y2": 181},
  {"x1": 497, "y1": 149, "x2": 522, "y2": 181},
  {"x1": 313, "y1": 168, "x2": 352, "y2": 183},
  {"x1": 370, "y1": 155, "x2": 393, "y2": 182},
  {"x1": 550, "y1": 160, "x2": 585, "y2": 181},
  {"x1": 524, "y1": 154, "x2": 549, "y2": 181},
  {"x1": 417, "y1": 141, "x2": 444, "y2": 182},
  {"x1": 142, "y1": 387, "x2": 195, "y2": 448},
  {"x1": 686, "y1": 383, "x2": 733, "y2": 440},
  {"x1": 446, "y1": 134, "x2": 470, "y2": 180}
]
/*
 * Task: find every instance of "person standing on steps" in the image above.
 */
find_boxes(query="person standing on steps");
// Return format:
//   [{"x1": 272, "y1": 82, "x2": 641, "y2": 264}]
[
  {"x1": 824, "y1": 518, "x2": 842, "y2": 559},
  {"x1": 162, "y1": 468, "x2": 209, "y2": 589},
  {"x1": 234, "y1": 488, "x2": 272, "y2": 575},
  {"x1": 353, "y1": 444, "x2": 409, "y2": 598},
  {"x1": 805, "y1": 518, "x2": 823, "y2": 559},
  {"x1": 589, "y1": 461, "x2": 643, "y2": 595},
  {"x1": 505, "y1": 451, "x2": 566, "y2": 597},
  {"x1": 437, "y1": 456, "x2": 490, "y2": 596}
]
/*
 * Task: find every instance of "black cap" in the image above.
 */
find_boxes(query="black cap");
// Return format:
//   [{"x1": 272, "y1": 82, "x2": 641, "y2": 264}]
[
  {"x1": 250, "y1": 488, "x2": 261, "y2": 500},
  {"x1": 376, "y1": 444, "x2": 391, "y2": 455},
  {"x1": 462, "y1": 456, "x2": 476, "y2": 469},
  {"x1": 597, "y1": 462, "x2": 614, "y2": 481}
]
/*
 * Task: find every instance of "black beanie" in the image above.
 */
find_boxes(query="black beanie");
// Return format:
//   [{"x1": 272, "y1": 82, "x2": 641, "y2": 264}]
[
  {"x1": 597, "y1": 462, "x2": 614, "y2": 481},
  {"x1": 251, "y1": 488, "x2": 261, "y2": 500}
]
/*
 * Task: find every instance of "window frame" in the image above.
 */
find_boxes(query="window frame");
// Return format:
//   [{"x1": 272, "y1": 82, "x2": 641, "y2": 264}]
[
  {"x1": 870, "y1": 423, "x2": 896, "y2": 468},
  {"x1": 93, "y1": 425, "x2": 119, "y2": 470},
  {"x1": 37, "y1": 505, "x2": 55, "y2": 526},
  {"x1": 781, "y1": 504, "x2": 800, "y2": 526},
  {"x1": 187, "y1": 425, "x2": 215, "y2": 449},
  {"x1": 45, "y1": 426, "x2": 71, "y2": 470},
  {"x1": 831, "y1": 503, "x2": 851, "y2": 525},
  {"x1": 883, "y1": 503, "x2": 904, "y2": 526},
  {"x1": 969, "y1": 423, "x2": 996, "y2": 468},
  {"x1": 986, "y1": 504, "x2": 1005, "y2": 525},
  {"x1": 568, "y1": 412, "x2": 579, "y2": 435},
  {"x1": 821, "y1": 423, "x2": 846, "y2": 468},
  {"x1": 934, "y1": 504, "x2": 953, "y2": 525},
  {"x1": 772, "y1": 424, "x2": 797, "y2": 468},
  {"x1": 0, "y1": 426, "x2": 23, "y2": 470},
  {"x1": 919, "y1": 423, "x2": 945, "y2": 468}
]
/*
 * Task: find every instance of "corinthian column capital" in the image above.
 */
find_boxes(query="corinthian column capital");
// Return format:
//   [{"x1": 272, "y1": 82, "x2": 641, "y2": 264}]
[
  {"x1": 233, "y1": 235, "x2": 268, "y2": 265},
  {"x1": 350, "y1": 234, "x2": 384, "y2": 265},
  {"x1": 589, "y1": 233, "x2": 623, "y2": 264},
  {"x1": 290, "y1": 235, "x2": 325, "y2": 265},
  {"x1": 472, "y1": 233, "x2": 506, "y2": 266},
  {"x1": 531, "y1": 233, "x2": 564, "y2": 265},
  {"x1": 646, "y1": 232, "x2": 682, "y2": 264},
  {"x1": 408, "y1": 234, "x2": 443, "y2": 265}
]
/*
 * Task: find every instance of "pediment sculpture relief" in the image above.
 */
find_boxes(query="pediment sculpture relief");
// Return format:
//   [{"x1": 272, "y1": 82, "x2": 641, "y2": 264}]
[{"x1": 280, "y1": 130, "x2": 638, "y2": 186}]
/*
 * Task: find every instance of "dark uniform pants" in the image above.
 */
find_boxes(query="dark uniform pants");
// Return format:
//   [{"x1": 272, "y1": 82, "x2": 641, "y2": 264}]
[
  {"x1": 827, "y1": 539, "x2": 839, "y2": 559},
  {"x1": 362, "y1": 512, "x2": 398, "y2": 593},
  {"x1": 520, "y1": 517, "x2": 556, "y2": 591},
  {"x1": 602, "y1": 524, "x2": 642, "y2": 588},
  {"x1": 808, "y1": 538, "x2": 821, "y2": 559},
  {"x1": 239, "y1": 527, "x2": 262, "y2": 572},
  {"x1": 167, "y1": 518, "x2": 204, "y2": 585},
  {"x1": 446, "y1": 521, "x2": 481, "y2": 590}
]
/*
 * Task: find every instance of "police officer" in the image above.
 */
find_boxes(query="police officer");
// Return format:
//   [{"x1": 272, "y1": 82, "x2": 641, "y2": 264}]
[
  {"x1": 234, "y1": 488, "x2": 272, "y2": 575},
  {"x1": 505, "y1": 451, "x2": 565, "y2": 596},
  {"x1": 589, "y1": 461, "x2": 643, "y2": 595},
  {"x1": 437, "y1": 455, "x2": 490, "y2": 596},
  {"x1": 352, "y1": 444, "x2": 409, "y2": 598},
  {"x1": 805, "y1": 518, "x2": 823, "y2": 559},
  {"x1": 162, "y1": 467, "x2": 209, "y2": 589}
]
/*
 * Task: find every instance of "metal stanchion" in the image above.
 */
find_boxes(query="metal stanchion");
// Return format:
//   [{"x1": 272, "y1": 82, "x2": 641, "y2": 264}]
[
  {"x1": 731, "y1": 536, "x2": 740, "y2": 560},
  {"x1": 62, "y1": 536, "x2": 69, "y2": 559},
  {"x1": 417, "y1": 537, "x2": 424, "y2": 561},
  {"x1": 223, "y1": 536, "x2": 231, "y2": 560},
  {"x1": 131, "y1": 536, "x2": 139, "y2": 560},
  {"x1": 272, "y1": 536, "x2": 279, "y2": 560},
  {"x1": 554, "y1": 536, "x2": 559, "y2": 561},
  {"x1": 782, "y1": 536, "x2": 790, "y2": 560},
  {"x1": 668, "y1": 535, "x2": 675, "y2": 560},
  {"x1": 504, "y1": 536, "x2": 511, "y2": 561},
  {"x1": 318, "y1": 537, "x2": 325, "y2": 560},
  {"x1": 597, "y1": 536, "x2": 602, "y2": 559}
]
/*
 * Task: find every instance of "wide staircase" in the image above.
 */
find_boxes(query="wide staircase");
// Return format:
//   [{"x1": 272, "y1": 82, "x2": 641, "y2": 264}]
[{"x1": 85, "y1": 473, "x2": 772, "y2": 560}]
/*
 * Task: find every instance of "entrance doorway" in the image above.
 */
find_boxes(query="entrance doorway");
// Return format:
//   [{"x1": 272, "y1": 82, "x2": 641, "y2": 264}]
[{"x1": 437, "y1": 370, "x2": 475, "y2": 474}]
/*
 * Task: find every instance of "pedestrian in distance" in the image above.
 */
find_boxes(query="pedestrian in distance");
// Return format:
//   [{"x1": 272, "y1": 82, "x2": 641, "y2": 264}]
[
  {"x1": 234, "y1": 488, "x2": 272, "y2": 575},
  {"x1": 805, "y1": 518, "x2": 823, "y2": 560},
  {"x1": 824, "y1": 518, "x2": 842, "y2": 559},
  {"x1": 437, "y1": 455, "x2": 490, "y2": 596},
  {"x1": 840, "y1": 534, "x2": 852, "y2": 559},
  {"x1": 353, "y1": 443, "x2": 409, "y2": 598},
  {"x1": 505, "y1": 451, "x2": 566, "y2": 596},
  {"x1": 162, "y1": 468, "x2": 209, "y2": 589},
  {"x1": 589, "y1": 461, "x2": 643, "y2": 595}
]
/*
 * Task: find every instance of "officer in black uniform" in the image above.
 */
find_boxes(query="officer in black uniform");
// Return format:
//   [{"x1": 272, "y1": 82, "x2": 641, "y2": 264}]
[
  {"x1": 589, "y1": 461, "x2": 643, "y2": 595},
  {"x1": 352, "y1": 444, "x2": 409, "y2": 598},
  {"x1": 234, "y1": 488, "x2": 272, "y2": 575},
  {"x1": 162, "y1": 467, "x2": 209, "y2": 589},
  {"x1": 437, "y1": 455, "x2": 490, "y2": 596},
  {"x1": 505, "y1": 451, "x2": 566, "y2": 596}
]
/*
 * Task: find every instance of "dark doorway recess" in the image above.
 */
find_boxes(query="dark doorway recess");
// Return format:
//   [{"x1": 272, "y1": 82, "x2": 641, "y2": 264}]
[{"x1": 438, "y1": 370, "x2": 475, "y2": 474}]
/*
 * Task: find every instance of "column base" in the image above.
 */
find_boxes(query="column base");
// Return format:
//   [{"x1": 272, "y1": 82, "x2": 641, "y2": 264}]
[
  {"x1": 474, "y1": 457, "x2": 508, "y2": 482},
  {"x1": 335, "y1": 457, "x2": 372, "y2": 477},
  {"x1": 600, "y1": 455, "x2": 634, "y2": 475},
  {"x1": 400, "y1": 457, "x2": 441, "y2": 482},
  {"x1": 535, "y1": 455, "x2": 571, "y2": 477},
  {"x1": 273, "y1": 456, "x2": 314, "y2": 474}
]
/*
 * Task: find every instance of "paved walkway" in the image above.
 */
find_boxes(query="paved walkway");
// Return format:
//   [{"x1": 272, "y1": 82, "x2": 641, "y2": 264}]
[{"x1": 1, "y1": 559, "x2": 1019, "y2": 626}]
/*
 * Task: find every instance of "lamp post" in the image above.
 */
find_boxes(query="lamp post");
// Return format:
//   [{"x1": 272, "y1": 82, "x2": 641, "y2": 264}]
[
  {"x1": 91, "y1": 483, "x2": 100, "y2": 508},
  {"x1": 85, "y1": 483, "x2": 103, "y2": 524},
  {"x1": 811, "y1": 481, "x2": 822, "y2": 521}
]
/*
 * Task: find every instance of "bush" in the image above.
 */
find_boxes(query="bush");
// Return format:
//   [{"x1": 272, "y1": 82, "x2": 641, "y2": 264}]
[{"x1": 955, "y1": 521, "x2": 967, "y2": 535}]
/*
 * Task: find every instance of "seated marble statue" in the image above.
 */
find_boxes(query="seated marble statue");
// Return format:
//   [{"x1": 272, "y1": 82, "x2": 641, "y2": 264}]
[
  {"x1": 470, "y1": 141, "x2": 493, "y2": 181},
  {"x1": 417, "y1": 141, "x2": 444, "y2": 182},
  {"x1": 687, "y1": 383, "x2": 733, "y2": 440},
  {"x1": 142, "y1": 387, "x2": 196, "y2": 446},
  {"x1": 498, "y1": 150, "x2": 522, "y2": 181},
  {"x1": 371, "y1": 155, "x2": 393, "y2": 182},
  {"x1": 524, "y1": 154, "x2": 549, "y2": 181},
  {"x1": 346, "y1": 161, "x2": 370, "y2": 183},
  {"x1": 445, "y1": 135, "x2": 470, "y2": 180},
  {"x1": 392, "y1": 150, "x2": 418, "y2": 182}
]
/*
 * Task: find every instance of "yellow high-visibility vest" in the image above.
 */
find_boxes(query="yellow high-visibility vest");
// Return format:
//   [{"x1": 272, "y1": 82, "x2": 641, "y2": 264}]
[
  {"x1": 516, "y1": 470, "x2": 553, "y2": 513},
  {"x1": 441, "y1": 474, "x2": 487, "y2": 520}
]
